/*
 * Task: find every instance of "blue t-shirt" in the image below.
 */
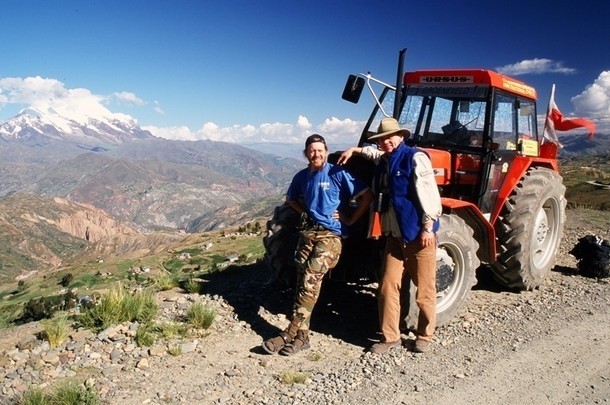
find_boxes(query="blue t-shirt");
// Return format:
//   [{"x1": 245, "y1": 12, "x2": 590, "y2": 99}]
[{"x1": 286, "y1": 162, "x2": 367, "y2": 236}]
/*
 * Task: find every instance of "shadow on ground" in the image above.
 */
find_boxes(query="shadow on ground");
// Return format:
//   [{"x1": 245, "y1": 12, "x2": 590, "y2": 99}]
[
  {"x1": 473, "y1": 263, "x2": 580, "y2": 293},
  {"x1": 198, "y1": 260, "x2": 583, "y2": 352},
  {"x1": 198, "y1": 260, "x2": 379, "y2": 351}
]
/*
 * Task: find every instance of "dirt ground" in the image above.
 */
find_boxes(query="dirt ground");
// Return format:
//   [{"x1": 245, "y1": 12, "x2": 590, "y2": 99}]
[{"x1": 2, "y1": 208, "x2": 610, "y2": 404}]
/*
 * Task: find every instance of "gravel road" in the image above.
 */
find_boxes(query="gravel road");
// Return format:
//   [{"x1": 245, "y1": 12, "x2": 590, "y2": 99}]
[
  {"x1": 2, "y1": 208, "x2": 609, "y2": 404},
  {"x1": 103, "y1": 208, "x2": 610, "y2": 405}
]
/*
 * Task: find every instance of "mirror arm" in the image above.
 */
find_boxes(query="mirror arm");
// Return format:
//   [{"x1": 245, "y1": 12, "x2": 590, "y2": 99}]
[{"x1": 393, "y1": 48, "x2": 407, "y2": 119}]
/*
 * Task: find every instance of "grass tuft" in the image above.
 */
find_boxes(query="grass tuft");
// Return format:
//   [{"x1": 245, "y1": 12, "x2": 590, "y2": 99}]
[
  {"x1": 155, "y1": 273, "x2": 180, "y2": 291},
  {"x1": 183, "y1": 277, "x2": 200, "y2": 294},
  {"x1": 168, "y1": 344, "x2": 182, "y2": 356},
  {"x1": 79, "y1": 283, "x2": 157, "y2": 331},
  {"x1": 18, "y1": 380, "x2": 99, "y2": 405},
  {"x1": 135, "y1": 325, "x2": 156, "y2": 347},
  {"x1": 307, "y1": 352, "x2": 322, "y2": 361},
  {"x1": 41, "y1": 315, "x2": 71, "y2": 349},
  {"x1": 17, "y1": 387, "x2": 45, "y2": 405},
  {"x1": 186, "y1": 302, "x2": 216, "y2": 330},
  {"x1": 279, "y1": 370, "x2": 310, "y2": 385}
]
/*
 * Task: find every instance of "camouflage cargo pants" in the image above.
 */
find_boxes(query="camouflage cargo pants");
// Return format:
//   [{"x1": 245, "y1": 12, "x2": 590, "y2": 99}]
[{"x1": 290, "y1": 229, "x2": 342, "y2": 330}]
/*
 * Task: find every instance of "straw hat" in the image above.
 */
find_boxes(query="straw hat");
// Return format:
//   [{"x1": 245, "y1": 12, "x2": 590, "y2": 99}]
[{"x1": 368, "y1": 118, "x2": 411, "y2": 140}]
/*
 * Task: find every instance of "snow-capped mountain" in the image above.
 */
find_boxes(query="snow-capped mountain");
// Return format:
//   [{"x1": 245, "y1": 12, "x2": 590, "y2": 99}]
[{"x1": 0, "y1": 106, "x2": 154, "y2": 145}]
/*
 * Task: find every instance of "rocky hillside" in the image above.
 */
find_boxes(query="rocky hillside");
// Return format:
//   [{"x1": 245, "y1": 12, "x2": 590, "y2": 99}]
[
  {"x1": 0, "y1": 193, "x2": 140, "y2": 283},
  {"x1": 0, "y1": 138, "x2": 299, "y2": 232}
]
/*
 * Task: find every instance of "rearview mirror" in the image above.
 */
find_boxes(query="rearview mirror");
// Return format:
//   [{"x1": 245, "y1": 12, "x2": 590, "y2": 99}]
[{"x1": 342, "y1": 75, "x2": 366, "y2": 104}]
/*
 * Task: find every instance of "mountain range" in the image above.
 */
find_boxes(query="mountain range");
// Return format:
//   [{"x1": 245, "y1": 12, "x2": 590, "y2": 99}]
[{"x1": 0, "y1": 107, "x2": 301, "y2": 233}]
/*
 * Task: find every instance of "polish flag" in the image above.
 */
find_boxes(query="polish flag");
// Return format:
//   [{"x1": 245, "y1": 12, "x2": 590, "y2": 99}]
[{"x1": 543, "y1": 84, "x2": 596, "y2": 146}]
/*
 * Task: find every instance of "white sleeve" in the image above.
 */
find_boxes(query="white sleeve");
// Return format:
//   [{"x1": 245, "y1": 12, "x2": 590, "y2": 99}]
[
  {"x1": 413, "y1": 152, "x2": 442, "y2": 223},
  {"x1": 361, "y1": 145, "x2": 385, "y2": 164}
]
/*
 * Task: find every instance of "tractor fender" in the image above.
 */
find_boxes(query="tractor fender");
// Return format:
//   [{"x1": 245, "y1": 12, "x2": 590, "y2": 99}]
[
  {"x1": 441, "y1": 198, "x2": 496, "y2": 263},
  {"x1": 490, "y1": 156, "x2": 558, "y2": 224}
]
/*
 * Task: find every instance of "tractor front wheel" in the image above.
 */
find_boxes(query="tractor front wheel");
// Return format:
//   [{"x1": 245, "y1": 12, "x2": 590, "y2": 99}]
[{"x1": 403, "y1": 214, "x2": 480, "y2": 329}]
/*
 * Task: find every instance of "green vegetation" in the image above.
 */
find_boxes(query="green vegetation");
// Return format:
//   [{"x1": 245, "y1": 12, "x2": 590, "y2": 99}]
[
  {"x1": 78, "y1": 284, "x2": 157, "y2": 331},
  {"x1": 155, "y1": 273, "x2": 180, "y2": 291},
  {"x1": 162, "y1": 258, "x2": 184, "y2": 273},
  {"x1": 134, "y1": 321, "x2": 189, "y2": 347},
  {"x1": 279, "y1": 370, "x2": 311, "y2": 384},
  {"x1": 182, "y1": 277, "x2": 201, "y2": 294},
  {"x1": 175, "y1": 247, "x2": 204, "y2": 256},
  {"x1": 307, "y1": 352, "x2": 322, "y2": 361},
  {"x1": 561, "y1": 156, "x2": 610, "y2": 210},
  {"x1": 59, "y1": 273, "x2": 74, "y2": 287},
  {"x1": 0, "y1": 313, "x2": 11, "y2": 330},
  {"x1": 41, "y1": 315, "x2": 71, "y2": 349},
  {"x1": 168, "y1": 344, "x2": 182, "y2": 356},
  {"x1": 16, "y1": 387, "x2": 45, "y2": 405},
  {"x1": 69, "y1": 273, "x2": 100, "y2": 289},
  {"x1": 186, "y1": 302, "x2": 216, "y2": 330},
  {"x1": 0, "y1": 222, "x2": 266, "y2": 328},
  {"x1": 21, "y1": 290, "x2": 78, "y2": 322},
  {"x1": 135, "y1": 325, "x2": 155, "y2": 347},
  {"x1": 17, "y1": 380, "x2": 99, "y2": 405}
]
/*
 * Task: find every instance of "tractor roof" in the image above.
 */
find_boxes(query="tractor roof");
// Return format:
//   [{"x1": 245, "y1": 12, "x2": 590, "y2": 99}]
[{"x1": 404, "y1": 69, "x2": 537, "y2": 100}]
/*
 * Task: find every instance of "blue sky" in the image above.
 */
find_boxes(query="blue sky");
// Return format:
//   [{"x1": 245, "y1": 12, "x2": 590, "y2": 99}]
[{"x1": 1, "y1": 0, "x2": 609, "y2": 146}]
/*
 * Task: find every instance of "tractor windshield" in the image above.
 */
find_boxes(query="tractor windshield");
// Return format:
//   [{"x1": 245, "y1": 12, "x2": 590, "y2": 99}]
[{"x1": 399, "y1": 86, "x2": 489, "y2": 148}]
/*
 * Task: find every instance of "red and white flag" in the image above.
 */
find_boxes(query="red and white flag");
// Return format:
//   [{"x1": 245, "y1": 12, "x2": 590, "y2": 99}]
[{"x1": 543, "y1": 84, "x2": 596, "y2": 146}]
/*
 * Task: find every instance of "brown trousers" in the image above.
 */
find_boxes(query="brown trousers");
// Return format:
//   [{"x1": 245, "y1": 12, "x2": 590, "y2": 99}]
[{"x1": 378, "y1": 236, "x2": 436, "y2": 343}]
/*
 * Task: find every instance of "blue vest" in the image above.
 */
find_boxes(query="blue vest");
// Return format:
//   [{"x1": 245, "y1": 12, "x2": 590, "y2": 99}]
[{"x1": 377, "y1": 142, "x2": 439, "y2": 244}]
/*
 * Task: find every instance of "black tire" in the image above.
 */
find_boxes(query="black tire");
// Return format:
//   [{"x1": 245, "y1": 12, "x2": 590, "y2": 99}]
[
  {"x1": 403, "y1": 214, "x2": 480, "y2": 329},
  {"x1": 491, "y1": 167, "x2": 566, "y2": 290},
  {"x1": 262, "y1": 203, "x2": 299, "y2": 288}
]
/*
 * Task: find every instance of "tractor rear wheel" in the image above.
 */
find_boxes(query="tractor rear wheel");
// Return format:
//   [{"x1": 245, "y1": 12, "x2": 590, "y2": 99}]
[
  {"x1": 491, "y1": 167, "x2": 566, "y2": 290},
  {"x1": 403, "y1": 214, "x2": 479, "y2": 329}
]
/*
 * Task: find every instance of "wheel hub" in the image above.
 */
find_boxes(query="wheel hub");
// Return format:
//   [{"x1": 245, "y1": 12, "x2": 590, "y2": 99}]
[{"x1": 436, "y1": 249, "x2": 455, "y2": 293}]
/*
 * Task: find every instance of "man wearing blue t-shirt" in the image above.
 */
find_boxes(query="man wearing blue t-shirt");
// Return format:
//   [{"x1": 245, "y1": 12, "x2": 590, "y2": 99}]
[{"x1": 263, "y1": 134, "x2": 373, "y2": 356}]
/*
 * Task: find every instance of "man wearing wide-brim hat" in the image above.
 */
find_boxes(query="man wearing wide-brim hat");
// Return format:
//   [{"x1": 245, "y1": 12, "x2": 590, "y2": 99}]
[{"x1": 338, "y1": 117, "x2": 442, "y2": 354}]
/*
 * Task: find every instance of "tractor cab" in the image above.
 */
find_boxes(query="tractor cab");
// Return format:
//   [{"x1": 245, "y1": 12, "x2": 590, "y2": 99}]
[{"x1": 343, "y1": 69, "x2": 543, "y2": 222}]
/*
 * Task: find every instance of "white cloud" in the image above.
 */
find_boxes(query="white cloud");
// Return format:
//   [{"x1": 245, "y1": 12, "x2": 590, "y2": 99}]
[
  {"x1": 153, "y1": 100, "x2": 165, "y2": 115},
  {"x1": 570, "y1": 71, "x2": 610, "y2": 133},
  {"x1": 145, "y1": 115, "x2": 365, "y2": 145},
  {"x1": 0, "y1": 76, "x2": 145, "y2": 124},
  {"x1": 496, "y1": 58, "x2": 576, "y2": 76},
  {"x1": 142, "y1": 125, "x2": 195, "y2": 141},
  {"x1": 571, "y1": 71, "x2": 610, "y2": 117},
  {"x1": 1, "y1": 76, "x2": 68, "y2": 106},
  {"x1": 1, "y1": 76, "x2": 367, "y2": 143},
  {"x1": 112, "y1": 91, "x2": 145, "y2": 106}
]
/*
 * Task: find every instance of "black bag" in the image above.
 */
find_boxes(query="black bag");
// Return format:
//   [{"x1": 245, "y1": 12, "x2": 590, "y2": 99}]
[{"x1": 569, "y1": 235, "x2": 610, "y2": 279}]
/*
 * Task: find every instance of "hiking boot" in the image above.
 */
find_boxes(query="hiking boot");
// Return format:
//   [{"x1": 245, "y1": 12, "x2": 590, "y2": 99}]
[
  {"x1": 262, "y1": 322, "x2": 300, "y2": 355},
  {"x1": 412, "y1": 338, "x2": 431, "y2": 353},
  {"x1": 369, "y1": 339, "x2": 401, "y2": 354},
  {"x1": 279, "y1": 329, "x2": 310, "y2": 356}
]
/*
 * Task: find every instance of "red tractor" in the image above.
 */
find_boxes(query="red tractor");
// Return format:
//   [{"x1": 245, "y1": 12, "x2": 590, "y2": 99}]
[{"x1": 264, "y1": 50, "x2": 566, "y2": 328}]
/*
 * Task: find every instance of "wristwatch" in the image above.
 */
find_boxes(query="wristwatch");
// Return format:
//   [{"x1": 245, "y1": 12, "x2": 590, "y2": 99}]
[{"x1": 423, "y1": 225, "x2": 433, "y2": 233}]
